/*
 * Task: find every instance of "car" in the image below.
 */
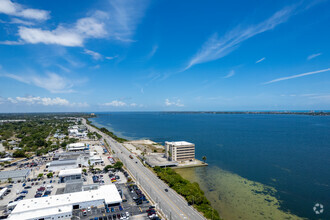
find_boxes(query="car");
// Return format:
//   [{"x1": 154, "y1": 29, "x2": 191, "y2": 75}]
[
  {"x1": 7, "y1": 185, "x2": 13, "y2": 188},
  {"x1": 116, "y1": 214, "x2": 120, "y2": 219},
  {"x1": 44, "y1": 191, "x2": 51, "y2": 196},
  {"x1": 87, "y1": 207, "x2": 91, "y2": 212},
  {"x1": 164, "y1": 188, "x2": 168, "y2": 192},
  {"x1": 24, "y1": 186, "x2": 32, "y2": 189},
  {"x1": 112, "y1": 214, "x2": 116, "y2": 219},
  {"x1": 120, "y1": 213, "x2": 126, "y2": 219},
  {"x1": 31, "y1": 183, "x2": 34, "y2": 186},
  {"x1": 125, "y1": 212, "x2": 129, "y2": 218},
  {"x1": 149, "y1": 206, "x2": 155, "y2": 209},
  {"x1": 43, "y1": 181, "x2": 46, "y2": 184},
  {"x1": 119, "y1": 206, "x2": 123, "y2": 211},
  {"x1": 35, "y1": 193, "x2": 42, "y2": 198},
  {"x1": 111, "y1": 207, "x2": 114, "y2": 212},
  {"x1": 82, "y1": 209, "x2": 87, "y2": 216},
  {"x1": 22, "y1": 183, "x2": 26, "y2": 187},
  {"x1": 42, "y1": 195, "x2": 48, "y2": 197},
  {"x1": 20, "y1": 190, "x2": 28, "y2": 194}
]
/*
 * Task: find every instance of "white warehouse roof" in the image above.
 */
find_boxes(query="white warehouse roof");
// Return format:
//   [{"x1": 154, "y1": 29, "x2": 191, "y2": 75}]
[
  {"x1": 68, "y1": 143, "x2": 85, "y2": 147},
  {"x1": 59, "y1": 168, "x2": 82, "y2": 177},
  {"x1": 8, "y1": 184, "x2": 122, "y2": 220}
]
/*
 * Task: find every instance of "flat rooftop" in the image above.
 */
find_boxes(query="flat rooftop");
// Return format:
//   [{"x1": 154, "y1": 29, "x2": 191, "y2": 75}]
[
  {"x1": 165, "y1": 141, "x2": 194, "y2": 146},
  {"x1": 59, "y1": 168, "x2": 82, "y2": 177},
  {"x1": 9, "y1": 184, "x2": 122, "y2": 219},
  {"x1": 0, "y1": 169, "x2": 30, "y2": 180}
]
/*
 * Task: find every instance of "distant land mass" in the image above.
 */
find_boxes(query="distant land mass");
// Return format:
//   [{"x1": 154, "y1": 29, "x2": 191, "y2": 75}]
[{"x1": 165, "y1": 111, "x2": 330, "y2": 116}]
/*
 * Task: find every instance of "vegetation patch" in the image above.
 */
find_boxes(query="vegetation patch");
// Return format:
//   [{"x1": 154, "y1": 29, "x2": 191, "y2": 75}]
[{"x1": 154, "y1": 166, "x2": 221, "y2": 220}]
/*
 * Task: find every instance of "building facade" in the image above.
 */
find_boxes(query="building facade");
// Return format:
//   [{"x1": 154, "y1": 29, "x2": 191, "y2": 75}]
[{"x1": 165, "y1": 141, "x2": 195, "y2": 162}]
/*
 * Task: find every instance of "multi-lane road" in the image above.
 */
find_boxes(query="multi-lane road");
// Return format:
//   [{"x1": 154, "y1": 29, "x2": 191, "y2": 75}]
[{"x1": 83, "y1": 118, "x2": 205, "y2": 220}]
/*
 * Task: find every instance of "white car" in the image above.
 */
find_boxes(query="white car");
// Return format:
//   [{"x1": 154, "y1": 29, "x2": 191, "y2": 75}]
[
  {"x1": 126, "y1": 211, "x2": 130, "y2": 218},
  {"x1": 87, "y1": 207, "x2": 91, "y2": 212}
]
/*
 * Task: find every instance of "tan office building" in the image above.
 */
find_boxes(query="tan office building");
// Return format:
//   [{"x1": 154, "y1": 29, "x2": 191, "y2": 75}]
[{"x1": 165, "y1": 141, "x2": 195, "y2": 162}]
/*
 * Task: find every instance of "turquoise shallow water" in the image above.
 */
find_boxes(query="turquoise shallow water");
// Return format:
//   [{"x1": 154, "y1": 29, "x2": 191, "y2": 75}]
[{"x1": 90, "y1": 112, "x2": 330, "y2": 219}]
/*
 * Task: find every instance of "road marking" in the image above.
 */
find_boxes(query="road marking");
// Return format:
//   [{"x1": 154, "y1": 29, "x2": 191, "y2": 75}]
[{"x1": 139, "y1": 207, "x2": 142, "y2": 212}]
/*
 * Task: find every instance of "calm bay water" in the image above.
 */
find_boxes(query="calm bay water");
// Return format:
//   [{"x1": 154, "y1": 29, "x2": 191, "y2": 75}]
[{"x1": 90, "y1": 112, "x2": 330, "y2": 219}]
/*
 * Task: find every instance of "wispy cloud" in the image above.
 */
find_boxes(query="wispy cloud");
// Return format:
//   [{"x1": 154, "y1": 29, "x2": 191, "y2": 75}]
[
  {"x1": 103, "y1": 100, "x2": 127, "y2": 107},
  {"x1": 0, "y1": 0, "x2": 50, "y2": 21},
  {"x1": 105, "y1": 55, "x2": 119, "y2": 60},
  {"x1": 263, "y1": 68, "x2": 330, "y2": 84},
  {"x1": 307, "y1": 53, "x2": 322, "y2": 60},
  {"x1": 165, "y1": 98, "x2": 184, "y2": 107},
  {"x1": 83, "y1": 49, "x2": 103, "y2": 60},
  {"x1": 0, "y1": 72, "x2": 85, "y2": 93},
  {"x1": 256, "y1": 57, "x2": 266, "y2": 63},
  {"x1": 146, "y1": 45, "x2": 158, "y2": 59},
  {"x1": 101, "y1": 100, "x2": 141, "y2": 107},
  {"x1": 184, "y1": 5, "x2": 296, "y2": 70},
  {"x1": 224, "y1": 70, "x2": 235, "y2": 78},
  {"x1": 4, "y1": 96, "x2": 88, "y2": 107},
  {"x1": 107, "y1": 0, "x2": 149, "y2": 41}
]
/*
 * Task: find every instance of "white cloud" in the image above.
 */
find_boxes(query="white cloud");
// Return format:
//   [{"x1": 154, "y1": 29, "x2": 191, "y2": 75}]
[
  {"x1": 130, "y1": 103, "x2": 137, "y2": 107},
  {"x1": 75, "y1": 16, "x2": 107, "y2": 38},
  {"x1": 0, "y1": 0, "x2": 50, "y2": 20},
  {"x1": 185, "y1": 6, "x2": 295, "y2": 70},
  {"x1": 103, "y1": 100, "x2": 127, "y2": 107},
  {"x1": 165, "y1": 98, "x2": 184, "y2": 107},
  {"x1": 263, "y1": 68, "x2": 330, "y2": 84},
  {"x1": 18, "y1": 26, "x2": 83, "y2": 47},
  {"x1": 4, "y1": 0, "x2": 149, "y2": 47},
  {"x1": 84, "y1": 49, "x2": 103, "y2": 60},
  {"x1": 5, "y1": 96, "x2": 88, "y2": 107},
  {"x1": 256, "y1": 57, "x2": 266, "y2": 63},
  {"x1": 105, "y1": 55, "x2": 119, "y2": 60},
  {"x1": 224, "y1": 70, "x2": 235, "y2": 78},
  {"x1": 307, "y1": 53, "x2": 322, "y2": 60},
  {"x1": 1, "y1": 72, "x2": 82, "y2": 93}
]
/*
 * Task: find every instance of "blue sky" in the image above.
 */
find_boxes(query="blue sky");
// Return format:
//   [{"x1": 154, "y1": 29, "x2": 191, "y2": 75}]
[{"x1": 0, "y1": 0, "x2": 330, "y2": 112}]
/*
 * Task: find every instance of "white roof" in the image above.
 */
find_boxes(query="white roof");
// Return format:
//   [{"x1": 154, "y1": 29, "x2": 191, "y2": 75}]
[
  {"x1": 165, "y1": 141, "x2": 194, "y2": 146},
  {"x1": 9, "y1": 205, "x2": 72, "y2": 220},
  {"x1": 9, "y1": 185, "x2": 121, "y2": 220},
  {"x1": 59, "y1": 168, "x2": 82, "y2": 177},
  {"x1": 68, "y1": 143, "x2": 85, "y2": 147}
]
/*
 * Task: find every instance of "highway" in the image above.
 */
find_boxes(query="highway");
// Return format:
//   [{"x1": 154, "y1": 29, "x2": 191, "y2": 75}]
[{"x1": 83, "y1": 118, "x2": 205, "y2": 220}]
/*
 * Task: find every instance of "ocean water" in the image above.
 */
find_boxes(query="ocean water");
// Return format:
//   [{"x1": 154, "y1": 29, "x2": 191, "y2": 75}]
[{"x1": 90, "y1": 112, "x2": 330, "y2": 219}]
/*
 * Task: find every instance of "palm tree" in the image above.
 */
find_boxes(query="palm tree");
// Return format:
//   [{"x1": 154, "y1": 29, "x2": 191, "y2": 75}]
[{"x1": 202, "y1": 156, "x2": 207, "y2": 164}]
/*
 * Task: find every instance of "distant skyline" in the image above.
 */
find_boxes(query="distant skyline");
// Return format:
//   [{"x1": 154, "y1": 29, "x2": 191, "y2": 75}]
[{"x1": 0, "y1": 0, "x2": 330, "y2": 112}]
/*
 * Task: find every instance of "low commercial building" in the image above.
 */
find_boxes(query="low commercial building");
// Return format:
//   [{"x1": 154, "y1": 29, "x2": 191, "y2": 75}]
[
  {"x1": 47, "y1": 159, "x2": 77, "y2": 172},
  {"x1": 8, "y1": 184, "x2": 122, "y2": 220},
  {"x1": 0, "y1": 169, "x2": 31, "y2": 181},
  {"x1": 165, "y1": 141, "x2": 195, "y2": 162},
  {"x1": 67, "y1": 143, "x2": 88, "y2": 151},
  {"x1": 59, "y1": 168, "x2": 82, "y2": 183}
]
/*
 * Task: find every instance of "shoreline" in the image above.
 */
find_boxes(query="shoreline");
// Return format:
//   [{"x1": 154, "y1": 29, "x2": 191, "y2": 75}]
[{"x1": 85, "y1": 117, "x2": 219, "y2": 219}]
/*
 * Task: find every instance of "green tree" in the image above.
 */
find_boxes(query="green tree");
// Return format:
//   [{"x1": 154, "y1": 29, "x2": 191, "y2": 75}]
[
  {"x1": 103, "y1": 165, "x2": 113, "y2": 172},
  {"x1": 113, "y1": 161, "x2": 123, "y2": 170},
  {"x1": 7, "y1": 178, "x2": 12, "y2": 183},
  {"x1": 38, "y1": 173, "x2": 43, "y2": 178},
  {"x1": 13, "y1": 150, "x2": 26, "y2": 158},
  {"x1": 202, "y1": 156, "x2": 207, "y2": 164},
  {"x1": 47, "y1": 172, "x2": 53, "y2": 178},
  {"x1": 82, "y1": 168, "x2": 87, "y2": 174}
]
